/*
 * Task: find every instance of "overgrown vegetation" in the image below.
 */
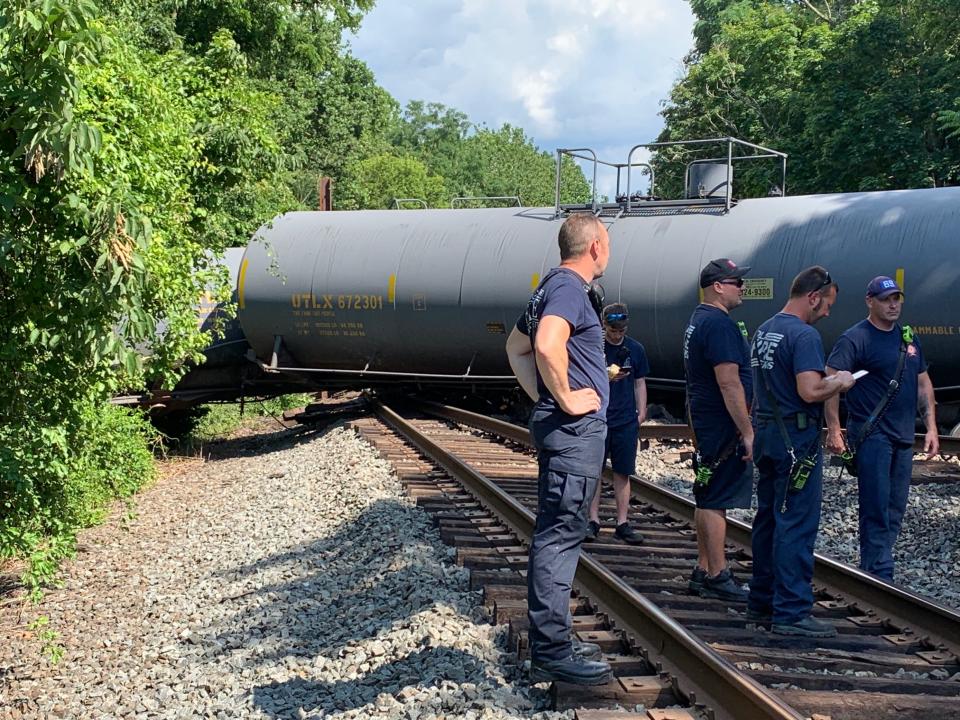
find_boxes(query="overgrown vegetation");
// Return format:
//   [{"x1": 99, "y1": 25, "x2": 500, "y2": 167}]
[{"x1": 0, "y1": 0, "x2": 592, "y2": 595}]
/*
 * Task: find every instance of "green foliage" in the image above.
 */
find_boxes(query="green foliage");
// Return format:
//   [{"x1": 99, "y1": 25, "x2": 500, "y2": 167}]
[
  {"x1": 659, "y1": 0, "x2": 960, "y2": 194},
  {"x1": 0, "y1": 1, "x2": 293, "y2": 591},
  {"x1": 339, "y1": 153, "x2": 447, "y2": 209}
]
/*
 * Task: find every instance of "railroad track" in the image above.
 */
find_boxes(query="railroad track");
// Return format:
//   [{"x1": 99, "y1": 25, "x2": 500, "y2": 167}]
[{"x1": 349, "y1": 401, "x2": 960, "y2": 720}]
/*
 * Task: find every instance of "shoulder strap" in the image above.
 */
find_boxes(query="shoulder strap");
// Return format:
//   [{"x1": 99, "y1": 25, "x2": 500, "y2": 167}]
[
  {"x1": 851, "y1": 327, "x2": 909, "y2": 450},
  {"x1": 759, "y1": 365, "x2": 797, "y2": 462}
]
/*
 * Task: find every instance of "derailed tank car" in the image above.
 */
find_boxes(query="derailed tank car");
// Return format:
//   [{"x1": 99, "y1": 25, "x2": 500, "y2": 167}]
[{"x1": 236, "y1": 186, "x2": 960, "y2": 413}]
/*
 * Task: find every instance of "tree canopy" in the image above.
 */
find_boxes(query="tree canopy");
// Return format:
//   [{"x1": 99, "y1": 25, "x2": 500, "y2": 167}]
[{"x1": 657, "y1": 0, "x2": 960, "y2": 195}]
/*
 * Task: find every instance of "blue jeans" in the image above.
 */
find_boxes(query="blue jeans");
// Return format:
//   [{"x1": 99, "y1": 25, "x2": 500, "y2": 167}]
[
  {"x1": 850, "y1": 426, "x2": 913, "y2": 581},
  {"x1": 748, "y1": 421, "x2": 823, "y2": 625},
  {"x1": 527, "y1": 409, "x2": 606, "y2": 661}
]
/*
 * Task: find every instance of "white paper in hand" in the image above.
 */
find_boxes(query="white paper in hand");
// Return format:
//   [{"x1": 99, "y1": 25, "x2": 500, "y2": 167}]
[{"x1": 852, "y1": 370, "x2": 869, "y2": 380}]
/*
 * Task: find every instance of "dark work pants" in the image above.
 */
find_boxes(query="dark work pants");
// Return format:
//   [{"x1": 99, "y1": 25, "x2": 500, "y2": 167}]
[
  {"x1": 850, "y1": 426, "x2": 913, "y2": 581},
  {"x1": 527, "y1": 410, "x2": 606, "y2": 662},
  {"x1": 748, "y1": 421, "x2": 823, "y2": 625}
]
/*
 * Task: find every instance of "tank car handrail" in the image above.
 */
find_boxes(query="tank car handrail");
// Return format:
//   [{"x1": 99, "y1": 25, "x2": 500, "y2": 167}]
[
  {"x1": 626, "y1": 136, "x2": 789, "y2": 212},
  {"x1": 451, "y1": 196, "x2": 523, "y2": 208},
  {"x1": 392, "y1": 198, "x2": 428, "y2": 209},
  {"x1": 555, "y1": 148, "x2": 601, "y2": 217}
]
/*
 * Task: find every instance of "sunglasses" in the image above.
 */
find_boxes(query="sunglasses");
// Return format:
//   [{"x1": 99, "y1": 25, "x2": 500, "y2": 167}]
[
  {"x1": 718, "y1": 278, "x2": 744, "y2": 288},
  {"x1": 813, "y1": 271, "x2": 833, "y2": 294},
  {"x1": 605, "y1": 312, "x2": 628, "y2": 323}
]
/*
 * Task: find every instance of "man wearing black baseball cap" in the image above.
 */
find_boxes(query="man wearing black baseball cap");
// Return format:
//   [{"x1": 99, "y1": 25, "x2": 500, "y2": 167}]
[
  {"x1": 825, "y1": 276, "x2": 939, "y2": 581},
  {"x1": 683, "y1": 258, "x2": 754, "y2": 603},
  {"x1": 699, "y1": 258, "x2": 751, "y2": 288}
]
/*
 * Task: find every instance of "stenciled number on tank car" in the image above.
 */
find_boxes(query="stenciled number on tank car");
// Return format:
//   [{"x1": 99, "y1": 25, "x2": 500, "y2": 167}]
[{"x1": 338, "y1": 294, "x2": 384, "y2": 310}]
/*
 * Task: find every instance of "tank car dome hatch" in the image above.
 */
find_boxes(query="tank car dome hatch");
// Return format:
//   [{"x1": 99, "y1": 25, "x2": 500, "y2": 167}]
[{"x1": 686, "y1": 161, "x2": 732, "y2": 199}]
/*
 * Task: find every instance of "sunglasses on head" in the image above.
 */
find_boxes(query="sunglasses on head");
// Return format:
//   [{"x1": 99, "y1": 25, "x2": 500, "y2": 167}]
[
  {"x1": 812, "y1": 271, "x2": 833, "y2": 293},
  {"x1": 605, "y1": 312, "x2": 628, "y2": 323},
  {"x1": 718, "y1": 278, "x2": 744, "y2": 288}
]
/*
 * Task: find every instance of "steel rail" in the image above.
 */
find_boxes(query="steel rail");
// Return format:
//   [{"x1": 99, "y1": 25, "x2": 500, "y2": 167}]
[
  {"x1": 415, "y1": 401, "x2": 960, "y2": 656},
  {"x1": 376, "y1": 400, "x2": 804, "y2": 720}
]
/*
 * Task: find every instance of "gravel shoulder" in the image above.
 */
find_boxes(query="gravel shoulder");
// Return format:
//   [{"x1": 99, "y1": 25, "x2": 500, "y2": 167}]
[
  {"x1": 635, "y1": 441, "x2": 960, "y2": 608},
  {"x1": 0, "y1": 422, "x2": 568, "y2": 720}
]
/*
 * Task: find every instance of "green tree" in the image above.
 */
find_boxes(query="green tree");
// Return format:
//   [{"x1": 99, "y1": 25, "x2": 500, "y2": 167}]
[
  {"x1": 338, "y1": 153, "x2": 447, "y2": 209},
  {"x1": 658, "y1": 0, "x2": 960, "y2": 195}
]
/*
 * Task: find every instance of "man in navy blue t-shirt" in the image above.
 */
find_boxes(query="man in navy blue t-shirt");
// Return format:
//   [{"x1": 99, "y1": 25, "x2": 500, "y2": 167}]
[
  {"x1": 585, "y1": 303, "x2": 649, "y2": 544},
  {"x1": 749, "y1": 266, "x2": 855, "y2": 638},
  {"x1": 505, "y1": 213, "x2": 613, "y2": 686},
  {"x1": 683, "y1": 259, "x2": 754, "y2": 603},
  {"x1": 825, "y1": 276, "x2": 939, "y2": 581}
]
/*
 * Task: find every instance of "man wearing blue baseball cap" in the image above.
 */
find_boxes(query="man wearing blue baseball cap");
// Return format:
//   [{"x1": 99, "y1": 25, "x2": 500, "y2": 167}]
[{"x1": 825, "y1": 276, "x2": 939, "y2": 581}]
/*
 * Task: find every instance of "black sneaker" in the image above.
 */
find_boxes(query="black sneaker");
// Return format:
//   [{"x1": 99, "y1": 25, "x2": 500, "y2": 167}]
[
  {"x1": 772, "y1": 615, "x2": 837, "y2": 638},
  {"x1": 614, "y1": 522, "x2": 644, "y2": 544},
  {"x1": 688, "y1": 566, "x2": 707, "y2": 595},
  {"x1": 571, "y1": 640, "x2": 602, "y2": 662},
  {"x1": 700, "y1": 568, "x2": 748, "y2": 602},
  {"x1": 529, "y1": 656, "x2": 612, "y2": 685},
  {"x1": 585, "y1": 520, "x2": 601, "y2": 542}
]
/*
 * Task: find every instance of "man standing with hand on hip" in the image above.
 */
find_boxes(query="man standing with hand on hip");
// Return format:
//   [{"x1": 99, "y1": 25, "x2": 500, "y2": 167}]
[
  {"x1": 505, "y1": 213, "x2": 613, "y2": 686},
  {"x1": 825, "y1": 276, "x2": 938, "y2": 581}
]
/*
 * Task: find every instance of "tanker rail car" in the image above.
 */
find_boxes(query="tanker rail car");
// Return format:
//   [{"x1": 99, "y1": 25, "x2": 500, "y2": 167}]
[{"x1": 165, "y1": 138, "x2": 960, "y2": 429}]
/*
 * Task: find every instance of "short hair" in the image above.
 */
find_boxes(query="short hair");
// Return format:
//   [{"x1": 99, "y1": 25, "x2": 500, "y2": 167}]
[
  {"x1": 789, "y1": 265, "x2": 838, "y2": 298},
  {"x1": 558, "y1": 213, "x2": 604, "y2": 261}
]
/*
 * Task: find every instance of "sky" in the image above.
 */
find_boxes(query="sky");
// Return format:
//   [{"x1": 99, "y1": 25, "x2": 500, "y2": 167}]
[{"x1": 349, "y1": 0, "x2": 696, "y2": 199}]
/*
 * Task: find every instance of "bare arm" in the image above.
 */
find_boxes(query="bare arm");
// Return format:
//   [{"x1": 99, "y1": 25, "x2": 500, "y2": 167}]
[
  {"x1": 714, "y1": 362, "x2": 754, "y2": 461},
  {"x1": 505, "y1": 326, "x2": 539, "y2": 401},
  {"x1": 796, "y1": 369, "x2": 854, "y2": 404},
  {"x1": 534, "y1": 315, "x2": 600, "y2": 415},
  {"x1": 823, "y1": 365, "x2": 845, "y2": 454},
  {"x1": 634, "y1": 377, "x2": 647, "y2": 425},
  {"x1": 918, "y1": 371, "x2": 939, "y2": 459}
]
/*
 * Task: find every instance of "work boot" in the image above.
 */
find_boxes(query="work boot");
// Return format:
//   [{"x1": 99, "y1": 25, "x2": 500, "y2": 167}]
[
  {"x1": 572, "y1": 640, "x2": 603, "y2": 662},
  {"x1": 614, "y1": 522, "x2": 644, "y2": 544},
  {"x1": 529, "y1": 656, "x2": 612, "y2": 685},
  {"x1": 688, "y1": 566, "x2": 707, "y2": 595},
  {"x1": 772, "y1": 615, "x2": 837, "y2": 638},
  {"x1": 745, "y1": 607, "x2": 773, "y2": 624},
  {"x1": 584, "y1": 520, "x2": 601, "y2": 542},
  {"x1": 699, "y1": 568, "x2": 748, "y2": 602}
]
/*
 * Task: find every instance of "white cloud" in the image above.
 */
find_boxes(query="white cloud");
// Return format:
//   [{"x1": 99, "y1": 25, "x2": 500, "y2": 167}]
[{"x1": 349, "y1": 0, "x2": 694, "y2": 196}]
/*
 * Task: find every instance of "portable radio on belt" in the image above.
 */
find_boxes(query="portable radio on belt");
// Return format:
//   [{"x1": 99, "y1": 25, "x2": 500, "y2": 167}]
[{"x1": 789, "y1": 454, "x2": 817, "y2": 492}]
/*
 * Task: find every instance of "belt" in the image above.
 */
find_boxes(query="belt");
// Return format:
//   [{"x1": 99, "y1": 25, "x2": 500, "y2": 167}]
[{"x1": 754, "y1": 412, "x2": 820, "y2": 426}]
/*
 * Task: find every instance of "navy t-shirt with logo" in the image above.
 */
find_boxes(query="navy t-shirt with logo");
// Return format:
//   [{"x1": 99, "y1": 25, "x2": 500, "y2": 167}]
[
  {"x1": 605, "y1": 336, "x2": 649, "y2": 427},
  {"x1": 826, "y1": 320, "x2": 926, "y2": 445},
  {"x1": 683, "y1": 304, "x2": 752, "y2": 440},
  {"x1": 516, "y1": 267, "x2": 609, "y2": 418},
  {"x1": 751, "y1": 312, "x2": 825, "y2": 418}
]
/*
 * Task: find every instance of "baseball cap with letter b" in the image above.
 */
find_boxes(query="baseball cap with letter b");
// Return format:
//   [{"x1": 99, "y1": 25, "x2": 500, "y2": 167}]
[{"x1": 866, "y1": 276, "x2": 903, "y2": 299}]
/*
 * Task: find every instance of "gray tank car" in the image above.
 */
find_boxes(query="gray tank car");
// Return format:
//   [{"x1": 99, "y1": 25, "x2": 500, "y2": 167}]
[{"x1": 236, "y1": 187, "x2": 960, "y2": 412}]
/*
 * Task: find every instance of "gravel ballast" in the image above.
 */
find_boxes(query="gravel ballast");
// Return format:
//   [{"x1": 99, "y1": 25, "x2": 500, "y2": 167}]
[
  {"x1": 634, "y1": 440, "x2": 960, "y2": 608},
  {"x1": 0, "y1": 423, "x2": 568, "y2": 720}
]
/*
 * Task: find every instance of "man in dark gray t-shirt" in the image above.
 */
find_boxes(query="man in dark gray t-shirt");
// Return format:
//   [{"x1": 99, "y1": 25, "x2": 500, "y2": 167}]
[{"x1": 506, "y1": 213, "x2": 612, "y2": 687}]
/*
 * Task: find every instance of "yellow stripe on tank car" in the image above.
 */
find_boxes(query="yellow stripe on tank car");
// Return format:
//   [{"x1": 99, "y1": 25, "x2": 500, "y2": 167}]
[
  {"x1": 896, "y1": 267, "x2": 905, "y2": 294},
  {"x1": 237, "y1": 258, "x2": 249, "y2": 310},
  {"x1": 530, "y1": 273, "x2": 540, "y2": 291},
  {"x1": 388, "y1": 274, "x2": 397, "y2": 304}
]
